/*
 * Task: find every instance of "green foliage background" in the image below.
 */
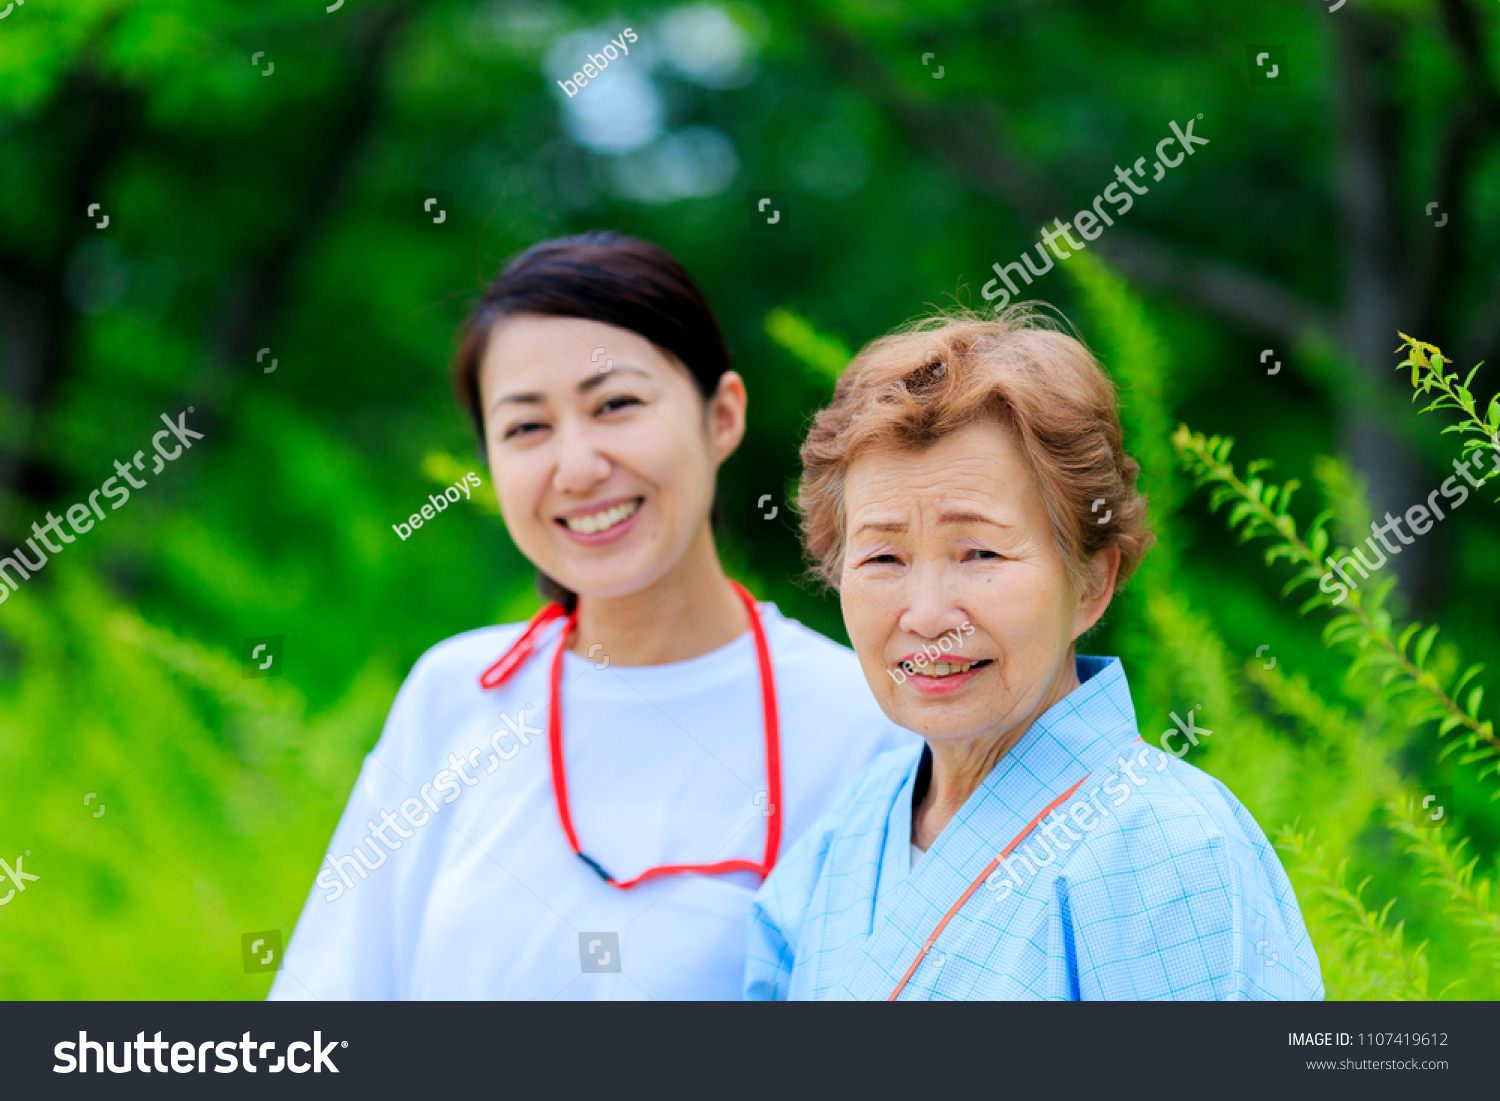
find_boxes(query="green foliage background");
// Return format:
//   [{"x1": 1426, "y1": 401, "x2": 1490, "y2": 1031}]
[{"x1": 1, "y1": 0, "x2": 1498, "y2": 998}]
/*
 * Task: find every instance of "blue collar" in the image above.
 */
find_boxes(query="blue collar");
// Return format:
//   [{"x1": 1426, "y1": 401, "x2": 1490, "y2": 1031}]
[{"x1": 907, "y1": 654, "x2": 1139, "y2": 810}]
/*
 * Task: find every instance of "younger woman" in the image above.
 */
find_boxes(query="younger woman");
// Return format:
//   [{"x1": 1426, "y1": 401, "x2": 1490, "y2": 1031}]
[{"x1": 273, "y1": 233, "x2": 910, "y2": 1000}]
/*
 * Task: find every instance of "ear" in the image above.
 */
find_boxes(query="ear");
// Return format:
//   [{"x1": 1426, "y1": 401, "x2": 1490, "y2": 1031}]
[
  {"x1": 1071, "y1": 546, "x2": 1121, "y2": 641},
  {"x1": 706, "y1": 370, "x2": 747, "y2": 464}
]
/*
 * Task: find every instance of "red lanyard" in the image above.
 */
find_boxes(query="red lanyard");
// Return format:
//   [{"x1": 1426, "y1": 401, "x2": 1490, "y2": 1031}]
[
  {"x1": 888, "y1": 774, "x2": 1087, "y2": 1000},
  {"x1": 479, "y1": 579, "x2": 782, "y2": 890}
]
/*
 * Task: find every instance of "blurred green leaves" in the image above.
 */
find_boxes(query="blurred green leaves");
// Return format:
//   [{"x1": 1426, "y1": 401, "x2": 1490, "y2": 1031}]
[
  {"x1": 764, "y1": 307, "x2": 851, "y2": 386},
  {"x1": 2, "y1": 0, "x2": 1498, "y2": 1000}
]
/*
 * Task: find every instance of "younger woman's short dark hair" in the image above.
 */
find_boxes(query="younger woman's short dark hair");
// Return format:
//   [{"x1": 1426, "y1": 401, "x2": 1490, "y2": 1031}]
[
  {"x1": 451, "y1": 231, "x2": 732, "y2": 455},
  {"x1": 450, "y1": 231, "x2": 733, "y2": 612}
]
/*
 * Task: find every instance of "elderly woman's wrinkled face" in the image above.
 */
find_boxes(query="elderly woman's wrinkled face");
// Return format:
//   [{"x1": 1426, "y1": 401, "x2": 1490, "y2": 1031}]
[{"x1": 840, "y1": 417, "x2": 1110, "y2": 750}]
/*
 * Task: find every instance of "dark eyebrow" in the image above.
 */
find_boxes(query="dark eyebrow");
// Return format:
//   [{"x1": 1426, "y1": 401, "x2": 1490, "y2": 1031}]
[
  {"x1": 853, "y1": 511, "x2": 1012, "y2": 536},
  {"x1": 488, "y1": 365, "x2": 652, "y2": 413}
]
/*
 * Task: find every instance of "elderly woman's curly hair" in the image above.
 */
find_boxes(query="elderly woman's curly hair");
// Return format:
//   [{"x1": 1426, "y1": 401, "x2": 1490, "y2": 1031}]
[{"x1": 798, "y1": 307, "x2": 1154, "y2": 597}]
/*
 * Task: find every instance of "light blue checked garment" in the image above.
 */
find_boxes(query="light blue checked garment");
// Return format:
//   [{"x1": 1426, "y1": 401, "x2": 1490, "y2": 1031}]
[{"x1": 745, "y1": 656, "x2": 1323, "y2": 1000}]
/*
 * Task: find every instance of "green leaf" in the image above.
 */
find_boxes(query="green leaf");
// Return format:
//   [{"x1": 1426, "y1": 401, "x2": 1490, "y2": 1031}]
[
  {"x1": 1415, "y1": 624, "x2": 1440, "y2": 670},
  {"x1": 1454, "y1": 664, "x2": 1485, "y2": 699},
  {"x1": 1398, "y1": 622, "x2": 1421, "y2": 654}
]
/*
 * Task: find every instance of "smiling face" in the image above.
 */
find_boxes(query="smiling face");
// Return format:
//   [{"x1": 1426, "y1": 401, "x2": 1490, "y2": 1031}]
[
  {"x1": 839, "y1": 416, "x2": 1117, "y2": 752},
  {"x1": 477, "y1": 314, "x2": 744, "y2": 602}
]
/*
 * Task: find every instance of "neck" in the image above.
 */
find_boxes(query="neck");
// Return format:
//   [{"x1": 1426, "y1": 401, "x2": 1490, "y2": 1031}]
[
  {"x1": 913, "y1": 653, "x2": 1081, "y2": 850},
  {"x1": 568, "y1": 524, "x2": 748, "y2": 667}
]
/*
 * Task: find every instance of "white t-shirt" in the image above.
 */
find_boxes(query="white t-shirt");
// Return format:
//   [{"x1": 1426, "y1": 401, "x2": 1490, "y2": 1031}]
[{"x1": 270, "y1": 602, "x2": 913, "y2": 1000}]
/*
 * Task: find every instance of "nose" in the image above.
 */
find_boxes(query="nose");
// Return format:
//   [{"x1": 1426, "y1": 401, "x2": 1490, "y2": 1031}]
[
  {"x1": 896, "y1": 559, "x2": 969, "y2": 643},
  {"x1": 550, "y1": 418, "x2": 612, "y2": 496}
]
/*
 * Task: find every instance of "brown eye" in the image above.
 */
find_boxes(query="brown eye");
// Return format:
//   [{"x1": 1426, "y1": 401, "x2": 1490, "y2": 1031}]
[
  {"x1": 597, "y1": 395, "x2": 642, "y2": 415},
  {"x1": 503, "y1": 420, "x2": 546, "y2": 440}
]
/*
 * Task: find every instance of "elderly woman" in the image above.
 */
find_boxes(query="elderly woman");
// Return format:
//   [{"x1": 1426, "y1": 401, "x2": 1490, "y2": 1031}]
[{"x1": 745, "y1": 313, "x2": 1322, "y2": 1000}]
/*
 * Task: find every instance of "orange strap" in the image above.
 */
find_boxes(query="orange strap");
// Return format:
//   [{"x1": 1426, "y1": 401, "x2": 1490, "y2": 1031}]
[{"x1": 888, "y1": 775, "x2": 1088, "y2": 1000}]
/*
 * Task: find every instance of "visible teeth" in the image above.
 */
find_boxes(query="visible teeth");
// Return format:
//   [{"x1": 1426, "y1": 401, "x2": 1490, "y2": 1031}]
[
  {"x1": 907, "y1": 659, "x2": 978, "y2": 677},
  {"x1": 564, "y1": 498, "x2": 641, "y2": 534}
]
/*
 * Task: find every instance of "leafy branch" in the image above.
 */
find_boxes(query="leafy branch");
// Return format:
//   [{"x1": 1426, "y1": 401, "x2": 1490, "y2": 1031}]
[
  {"x1": 1278, "y1": 828, "x2": 1440, "y2": 1000},
  {"x1": 1397, "y1": 333, "x2": 1500, "y2": 492},
  {"x1": 1172, "y1": 426, "x2": 1499, "y2": 786},
  {"x1": 1387, "y1": 795, "x2": 1500, "y2": 972}
]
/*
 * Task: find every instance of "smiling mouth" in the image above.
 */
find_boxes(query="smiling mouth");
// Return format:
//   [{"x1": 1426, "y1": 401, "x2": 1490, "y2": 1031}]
[
  {"x1": 556, "y1": 497, "x2": 643, "y2": 535},
  {"x1": 901, "y1": 658, "x2": 992, "y2": 678}
]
